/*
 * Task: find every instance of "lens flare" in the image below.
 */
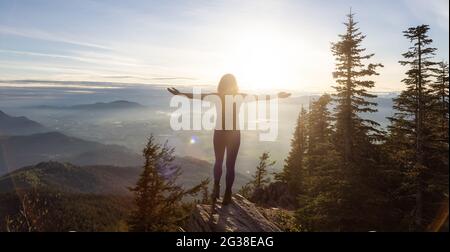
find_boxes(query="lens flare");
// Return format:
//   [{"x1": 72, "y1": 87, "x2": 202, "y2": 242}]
[{"x1": 189, "y1": 136, "x2": 198, "y2": 144}]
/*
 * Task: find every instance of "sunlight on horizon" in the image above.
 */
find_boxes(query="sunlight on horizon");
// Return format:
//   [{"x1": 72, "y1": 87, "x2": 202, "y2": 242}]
[
  {"x1": 201, "y1": 18, "x2": 335, "y2": 92},
  {"x1": 220, "y1": 27, "x2": 307, "y2": 91},
  {"x1": 0, "y1": 0, "x2": 448, "y2": 92}
]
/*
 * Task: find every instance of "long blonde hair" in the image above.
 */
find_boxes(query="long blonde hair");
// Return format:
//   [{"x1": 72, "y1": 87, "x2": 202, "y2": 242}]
[{"x1": 217, "y1": 74, "x2": 238, "y2": 95}]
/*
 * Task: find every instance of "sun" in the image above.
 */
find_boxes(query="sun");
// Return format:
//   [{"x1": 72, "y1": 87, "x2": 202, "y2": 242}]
[{"x1": 220, "y1": 27, "x2": 302, "y2": 91}]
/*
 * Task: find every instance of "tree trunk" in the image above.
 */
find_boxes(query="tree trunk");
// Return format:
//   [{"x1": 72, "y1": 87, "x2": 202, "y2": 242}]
[
  {"x1": 415, "y1": 36, "x2": 424, "y2": 230},
  {"x1": 344, "y1": 63, "x2": 353, "y2": 163}
]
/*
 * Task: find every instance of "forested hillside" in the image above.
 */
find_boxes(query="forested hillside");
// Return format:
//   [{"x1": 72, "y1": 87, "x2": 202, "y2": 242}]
[{"x1": 245, "y1": 13, "x2": 449, "y2": 232}]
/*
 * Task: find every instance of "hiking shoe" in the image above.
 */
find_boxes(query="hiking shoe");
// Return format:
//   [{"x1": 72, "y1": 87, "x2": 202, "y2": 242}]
[
  {"x1": 212, "y1": 183, "x2": 220, "y2": 201},
  {"x1": 222, "y1": 189, "x2": 232, "y2": 205}
]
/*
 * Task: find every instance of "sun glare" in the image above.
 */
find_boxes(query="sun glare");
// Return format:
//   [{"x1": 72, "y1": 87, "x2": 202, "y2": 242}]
[{"x1": 220, "y1": 27, "x2": 303, "y2": 91}]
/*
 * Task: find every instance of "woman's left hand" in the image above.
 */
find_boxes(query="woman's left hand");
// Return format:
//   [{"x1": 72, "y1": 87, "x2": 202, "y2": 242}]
[
  {"x1": 167, "y1": 87, "x2": 181, "y2": 95},
  {"x1": 277, "y1": 92, "x2": 291, "y2": 98}
]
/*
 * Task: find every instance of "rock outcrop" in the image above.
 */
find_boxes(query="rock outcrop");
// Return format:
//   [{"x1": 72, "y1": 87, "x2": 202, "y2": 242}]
[{"x1": 185, "y1": 194, "x2": 282, "y2": 232}]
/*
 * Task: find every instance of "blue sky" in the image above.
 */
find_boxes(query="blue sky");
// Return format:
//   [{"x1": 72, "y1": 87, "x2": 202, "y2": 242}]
[{"x1": 0, "y1": 0, "x2": 448, "y2": 92}]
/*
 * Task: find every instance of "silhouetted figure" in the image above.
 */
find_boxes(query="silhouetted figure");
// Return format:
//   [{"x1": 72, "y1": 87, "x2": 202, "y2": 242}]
[{"x1": 168, "y1": 74, "x2": 290, "y2": 205}]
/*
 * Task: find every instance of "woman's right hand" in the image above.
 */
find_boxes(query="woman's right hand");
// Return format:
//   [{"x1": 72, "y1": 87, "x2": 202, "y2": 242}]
[
  {"x1": 277, "y1": 92, "x2": 291, "y2": 99},
  {"x1": 167, "y1": 87, "x2": 181, "y2": 95}
]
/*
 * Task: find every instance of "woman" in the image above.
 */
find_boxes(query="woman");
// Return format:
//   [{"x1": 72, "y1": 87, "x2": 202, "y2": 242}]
[{"x1": 168, "y1": 74, "x2": 290, "y2": 205}]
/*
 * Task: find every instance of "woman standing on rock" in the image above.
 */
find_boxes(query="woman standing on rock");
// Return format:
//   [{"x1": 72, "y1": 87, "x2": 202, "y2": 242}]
[{"x1": 168, "y1": 74, "x2": 290, "y2": 205}]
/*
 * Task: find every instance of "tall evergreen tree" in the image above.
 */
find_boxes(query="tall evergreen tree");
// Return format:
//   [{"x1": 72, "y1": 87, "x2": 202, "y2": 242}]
[
  {"x1": 296, "y1": 94, "x2": 345, "y2": 231},
  {"x1": 329, "y1": 11, "x2": 386, "y2": 231},
  {"x1": 427, "y1": 61, "x2": 449, "y2": 231},
  {"x1": 307, "y1": 94, "x2": 333, "y2": 164},
  {"x1": 279, "y1": 106, "x2": 309, "y2": 195},
  {"x1": 331, "y1": 10, "x2": 383, "y2": 163},
  {"x1": 431, "y1": 61, "x2": 449, "y2": 140},
  {"x1": 128, "y1": 135, "x2": 207, "y2": 232},
  {"x1": 388, "y1": 25, "x2": 442, "y2": 230}
]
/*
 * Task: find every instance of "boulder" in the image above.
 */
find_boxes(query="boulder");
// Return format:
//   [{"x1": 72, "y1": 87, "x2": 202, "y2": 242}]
[{"x1": 185, "y1": 194, "x2": 282, "y2": 232}]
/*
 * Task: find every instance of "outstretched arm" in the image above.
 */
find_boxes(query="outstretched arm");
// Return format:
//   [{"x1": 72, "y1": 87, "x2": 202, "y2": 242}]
[
  {"x1": 240, "y1": 92, "x2": 291, "y2": 100},
  {"x1": 276, "y1": 92, "x2": 291, "y2": 99},
  {"x1": 167, "y1": 87, "x2": 216, "y2": 100}
]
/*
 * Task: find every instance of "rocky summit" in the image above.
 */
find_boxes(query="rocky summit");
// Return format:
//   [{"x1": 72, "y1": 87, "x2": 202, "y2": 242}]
[{"x1": 185, "y1": 194, "x2": 282, "y2": 232}]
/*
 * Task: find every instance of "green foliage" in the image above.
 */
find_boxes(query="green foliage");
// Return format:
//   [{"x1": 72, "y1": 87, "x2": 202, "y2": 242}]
[
  {"x1": 0, "y1": 190, "x2": 131, "y2": 232},
  {"x1": 294, "y1": 95, "x2": 352, "y2": 231},
  {"x1": 290, "y1": 12, "x2": 392, "y2": 231},
  {"x1": 127, "y1": 135, "x2": 208, "y2": 232},
  {"x1": 252, "y1": 152, "x2": 276, "y2": 189},
  {"x1": 262, "y1": 208, "x2": 301, "y2": 232},
  {"x1": 331, "y1": 11, "x2": 383, "y2": 164},
  {"x1": 386, "y1": 25, "x2": 448, "y2": 231},
  {"x1": 292, "y1": 20, "x2": 448, "y2": 232},
  {"x1": 279, "y1": 107, "x2": 308, "y2": 195},
  {"x1": 238, "y1": 183, "x2": 254, "y2": 200},
  {"x1": 239, "y1": 152, "x2": 276, "y2": 199}
]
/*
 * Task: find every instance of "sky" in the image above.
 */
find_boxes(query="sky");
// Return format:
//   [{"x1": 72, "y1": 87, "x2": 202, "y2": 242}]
[{"x1": 0, "y1": 0, "x2": 449, "y2": 92}]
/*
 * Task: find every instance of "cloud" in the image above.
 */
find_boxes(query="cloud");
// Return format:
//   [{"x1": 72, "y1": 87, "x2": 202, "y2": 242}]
[
  {"x1": 103, "y1": 75, "x2": 196, "y2": 81},
  {"x1": 0, "y1": 49, "x2": 159, "y2": 70},
  {"x1": 0, "y1": 80, "x2": 122, "y2": 89},
  {"x1": 150, "y1": 77, "x2": 197, "y2": 81},
  {"x1": 0, "y1": 51, "x2": 198, "y2": 85},
  {"x1": 103, "y1": 75, "x2": 143, "y2": 79},
  {"x1": 0, "y1": 25, "x2": 112, "y2": 50}
]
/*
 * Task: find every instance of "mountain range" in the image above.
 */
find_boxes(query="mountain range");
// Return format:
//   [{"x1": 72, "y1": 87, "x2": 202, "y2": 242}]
[
  {"x1": 0, "y1": 131, "x2": 143, "y2": 175},
  {"x1": 0, "y1": 110, "x2": 249, "y2": 193},
  {"x1": 0, "y1": 110, "x2": 47, "y2": 135},
  {"x1": 0, "y1": 157, "x2": 249, "y2": 195},
  {"x1": 35, "y1": 100, "x2": 145, "y2": 110}
]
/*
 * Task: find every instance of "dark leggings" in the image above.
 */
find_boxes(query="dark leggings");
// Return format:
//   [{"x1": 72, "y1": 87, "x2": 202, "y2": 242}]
[{"x1": 213, "y1": 130, "x2": 240, "y2": 191}]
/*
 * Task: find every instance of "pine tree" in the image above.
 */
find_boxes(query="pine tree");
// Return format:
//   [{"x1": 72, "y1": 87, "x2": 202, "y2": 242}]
[
  {"x1": 388, "y1": 25, "x2": 441, "y2": 230},
  {"x1": 427, "y1": 61, "x2": 449, "y2": 231},
  {"x1": 329, "y1": 11, "x2": 386, "y2": 231},
  {"x1": 128, "y1": 135, "x2": 207, "y2": 232},
  {"x1": 431, "y1": 61, "x2": 449, "y2": 140},
  {"x1": 331, "y1": 10, "x2": 383, "y2": 163},
  {"x1": 252, "y1": 152, "x2": 276, "y2": 190},
  {"x1": 307, "y1": 94, "x2": 333, "y2": 165},
  {"x1": 296, "y1": 94, "x2": 345, "y2": 231},
  {"x1": 279, "y1": 106, "x2": 309, "y2": 195},
  {"x1": 240, "y1": 152, "x2": 276, "y2": 199}
]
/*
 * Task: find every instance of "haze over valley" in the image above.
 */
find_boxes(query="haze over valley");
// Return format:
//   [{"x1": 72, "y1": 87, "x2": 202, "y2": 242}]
[{"x1": 0, "y1": 81, "x2": 395, "y2": 176}]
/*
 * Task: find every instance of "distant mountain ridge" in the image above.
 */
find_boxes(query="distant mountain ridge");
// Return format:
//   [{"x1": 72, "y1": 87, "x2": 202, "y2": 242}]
[
  {"x1": 0, "y1": 158, "x2": 249, "y2": 195},
  {"x1": 0, "y1": 110, "x2": 47, "y2": 135},
  {"x1": 0, "y1": 131, "x2": 143, "y2": 175},
  {"x1": 0, "y1": 161, "x2": 139, "y2": 195},
  {"x1": 0, "y1": 111, "x2": 250, "y2": 188},
  {"x1": 35, "y1": 100, "x2": 145, "y2": 110}
]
